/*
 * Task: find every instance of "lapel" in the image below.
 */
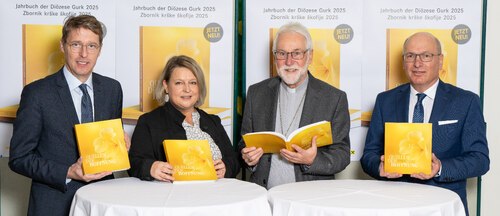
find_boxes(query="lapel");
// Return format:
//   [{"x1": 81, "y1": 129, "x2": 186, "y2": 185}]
[
  {"x1": 264, "y1": 77, "x2": 280, "y2": 131},
  {"x1": 429, "y1": 80, "x2": 450, "y2": 123},
  {"x1": 396, "y1": 84, "x2": 411, "y2": 122},
  {"x1": 299, "y1": 73, "x2": 318, "y2": 127},
  {"x1": 55, "y1": 69, "x2": 80, "y2": 126},
  {"x1": 92, "y1": 74, "x2": 105, "y2": 121}
]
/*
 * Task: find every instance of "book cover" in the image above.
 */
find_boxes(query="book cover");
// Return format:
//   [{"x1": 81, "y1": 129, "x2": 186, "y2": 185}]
[
  {"x1": 23, "y1": 24, "x2": 64, "y2": 86},
  {"x1": 384, "y1": 122, "x2": 432, "y2": 174},
  {"x1": 242, "y1": 121, "x2": 333, "y2": 153},
  {"x1": 163, "y1": 140, "x2": 217, "y2": 181},
  {"x1": 74, "y1": 119, "x2": 130, "y2": 175},
  {"x1": 0, "y1": 25, "x2": 64, "y2": 123}
]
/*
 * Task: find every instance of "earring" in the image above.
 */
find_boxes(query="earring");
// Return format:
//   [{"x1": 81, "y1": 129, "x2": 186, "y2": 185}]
[{"x1": 165, "y1": 92, "x2": 169, "y2": 102}]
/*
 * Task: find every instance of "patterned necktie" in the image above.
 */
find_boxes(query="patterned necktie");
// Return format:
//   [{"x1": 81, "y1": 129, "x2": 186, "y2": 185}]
[
  {"x1": 412, "y1": 93, "x2": 426, "y2": 123},
  {"x1": 79, "y1": 84, "x2": 93, "y2": 123}
]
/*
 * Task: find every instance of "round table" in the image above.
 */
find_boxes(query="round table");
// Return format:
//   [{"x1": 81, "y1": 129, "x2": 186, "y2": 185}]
[
  {"x1": 70, "y1": 177, "x2": 271, "y2": 216},
  {"x1": 268, "y1": 179, "x2": 466, "y2": 216}
]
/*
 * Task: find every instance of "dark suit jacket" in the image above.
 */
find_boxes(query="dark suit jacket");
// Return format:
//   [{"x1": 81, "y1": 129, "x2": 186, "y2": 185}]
[
  {"x1": 361, "y1": 80, "x2": 490, "y2": 213},
  {"x1": 9, "y1": 69, "x2": 123, "y2": 216},
  {"x1": 128, "y1": 101, "x2": 240, "y2": 180},
  {"x1": 239, "y1": 73, "x2": 351, "y2": 188}
]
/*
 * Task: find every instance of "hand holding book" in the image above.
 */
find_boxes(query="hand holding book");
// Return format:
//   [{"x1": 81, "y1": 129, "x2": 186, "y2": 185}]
[
  {"x1": 74, "y1": 119, "x2": 130, "y2": 175},
  {"x1": 280, "y1": 136, "x2": 318, "y2": 165},
  {"x1": 150, "y1": 161, "x2": 175, "y2": 182},
  {"x1": 384, "y1": 123, "x2": 432, "y2": 175},
  {"x1": 242, "y1": 121, "x2": 333, "y2": 153},
  {"x1": 213, "y1": 159, "x2": 226, "y2": 179},
  {"x1": 163, "y1": 140, "x2": 217, "y2": 181}
]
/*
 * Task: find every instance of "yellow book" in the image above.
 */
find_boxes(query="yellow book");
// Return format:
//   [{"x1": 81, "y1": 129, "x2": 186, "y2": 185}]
[
  {"x1": 163, "y1": 140, "x2": 217, "y2": 181},
  {"x1": 242, "y1": 121, "x2": 333, "y2": 153},
  {"x1": 384, "y1": 123, "x2": 432, "y2": 174},
  {"x1": 74, "y1": 119, "x2": 130, "y2": 175}
]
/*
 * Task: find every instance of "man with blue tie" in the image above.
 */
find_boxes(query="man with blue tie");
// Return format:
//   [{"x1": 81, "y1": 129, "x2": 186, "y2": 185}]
[
  {"x1": 9, "y1": 15, "x2": 124, "y2": 216},
  {"x1": 361, "y1": 32, "x2": 489, "y2": 215}
]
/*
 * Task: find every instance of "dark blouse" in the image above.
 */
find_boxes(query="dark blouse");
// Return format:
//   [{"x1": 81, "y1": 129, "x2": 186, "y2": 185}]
[{"x1": 128, "y1": 101, "x2": 240, "y2": 180}]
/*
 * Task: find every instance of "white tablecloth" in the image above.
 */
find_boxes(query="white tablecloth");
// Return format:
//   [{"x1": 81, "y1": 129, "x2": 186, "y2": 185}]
[
  {"x1": 70, "y1": 177, "x2": 271, "y2": 216},
  {"x1": 268, "y1": 179, "x2": 466, "y2": 216}
]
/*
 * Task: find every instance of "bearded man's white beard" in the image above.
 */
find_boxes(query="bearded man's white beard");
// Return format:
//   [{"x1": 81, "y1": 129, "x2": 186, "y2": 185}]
[{"x1": 277, "y1": 63, "x2": 308, "y2": 86}]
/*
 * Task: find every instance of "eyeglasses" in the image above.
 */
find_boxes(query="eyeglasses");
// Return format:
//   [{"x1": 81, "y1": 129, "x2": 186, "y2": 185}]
[
  {"x1": 273, "y1": 49, "x2": 309, "y2": 60},
  {"x1": 67, "y1": 42, "x2": 101, "y2": 53},
  {"x1": 403, "y1": 52, "x2": 441, "y2": 62}
]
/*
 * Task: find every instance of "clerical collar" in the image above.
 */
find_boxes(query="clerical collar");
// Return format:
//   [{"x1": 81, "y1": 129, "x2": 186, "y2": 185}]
[{"x1": 280, "y1": 74, "x2": 309, "y2": 93}]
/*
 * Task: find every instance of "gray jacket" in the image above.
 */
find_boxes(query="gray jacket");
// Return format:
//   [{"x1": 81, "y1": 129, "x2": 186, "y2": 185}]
[{"x1": 239, "y1": 73, "x2": 350, "y2": 188}]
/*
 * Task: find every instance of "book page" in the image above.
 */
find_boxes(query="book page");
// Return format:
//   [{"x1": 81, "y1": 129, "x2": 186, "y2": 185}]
[
  {"x1": 242, "y1": 132, "x2": 286, "y2": 153},
  {"x1": 287, "y1": 121, "x2": 333, "y2": 151}
]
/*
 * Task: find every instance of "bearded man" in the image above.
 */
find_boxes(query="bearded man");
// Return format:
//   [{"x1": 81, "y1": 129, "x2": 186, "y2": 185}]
[{"x1": 239, "y1": 22, "x2": 351, "y2": 189}]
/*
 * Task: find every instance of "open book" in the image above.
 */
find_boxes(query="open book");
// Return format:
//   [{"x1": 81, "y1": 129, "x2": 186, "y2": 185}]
[
  {"x1": 384, "y1": 122, "x2": 432, "y2": 174},
  {"x1": 74, "y1": 118, "x2": 130, "y2": 175},
  {"x1": 163, "y1": 140, "x2": 217, "y2": 181},
  {"x1": 242, "y1": 121, "x2": 333, "y2": 153}
]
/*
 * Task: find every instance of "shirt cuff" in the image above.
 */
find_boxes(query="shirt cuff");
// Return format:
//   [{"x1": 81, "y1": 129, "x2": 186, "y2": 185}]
[{"x1": 434, "y1": 164, "x2": 442, "y2": 177}]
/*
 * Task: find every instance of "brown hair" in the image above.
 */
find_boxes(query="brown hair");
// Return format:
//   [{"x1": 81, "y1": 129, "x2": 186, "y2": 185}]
[{"x1": 61, "y1": 15, "x2": 105, "y2": 44}]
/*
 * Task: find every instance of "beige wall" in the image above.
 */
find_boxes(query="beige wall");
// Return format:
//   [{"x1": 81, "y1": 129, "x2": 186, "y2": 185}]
[{"x1": 2, "y1": 2, "x2": 500, "y2": 215}]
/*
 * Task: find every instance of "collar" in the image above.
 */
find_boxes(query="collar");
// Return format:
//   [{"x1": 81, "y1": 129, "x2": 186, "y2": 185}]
[
  {"x1": 63, "y1": 66, "x2": 93, "y2": 91},
  {"x1": 163, "y1": 101, "x2": 201, "y2": 123},
  {"x1": 410, "y1": 79, "x2": 438, "y2": 100},
  {"x1": 280, "y1": 73, "x2": 310, "y2": 93}
]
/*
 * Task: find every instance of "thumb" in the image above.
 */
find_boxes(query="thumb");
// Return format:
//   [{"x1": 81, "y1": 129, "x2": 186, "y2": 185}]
[
  {"x1": 311, "y1": 136, "x2": 318, "y2": 149},
  {"x1": 291, "y1": 144, "x2": 304, "y2": 153}
]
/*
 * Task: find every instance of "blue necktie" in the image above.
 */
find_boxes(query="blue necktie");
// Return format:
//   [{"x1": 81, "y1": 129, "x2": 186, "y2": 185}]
[
  {"x1": 412, "y1": 93, "x2": 426, "y2": 123},
  {"x1": 79, "y1": 84, "x2": 93, "y2": 123}
]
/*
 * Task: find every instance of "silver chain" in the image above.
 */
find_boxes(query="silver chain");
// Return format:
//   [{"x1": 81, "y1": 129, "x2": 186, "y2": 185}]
[{"x1": 278, "y1": 90, "x2": 306, "y2": 136}]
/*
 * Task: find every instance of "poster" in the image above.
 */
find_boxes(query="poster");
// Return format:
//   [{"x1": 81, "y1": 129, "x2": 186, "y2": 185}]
[
  {"x1": 0, "y1": 0, "x2": 235, "y2": 157},
  {"x1": 0, "y1": 0, "x2": 116, "y2": 157},
  {"x1": 115, "y1": 0, "x2": 235, "y2": 138},
  {"x1": 245, "y1": 0, "x2": 364, "y2": 160},
  {"x1": 361, "y1": 0, "x2": 482, "y2": 125}
]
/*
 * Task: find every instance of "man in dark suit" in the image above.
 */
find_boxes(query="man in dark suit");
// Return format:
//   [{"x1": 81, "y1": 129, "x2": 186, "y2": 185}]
[
  {"x1": 9, "y1": 15, "x2": 123, "y2": 216},
  {"x1": 361, "y1": 32, "x2": 489, "y2": 214},
  {"x1": 239, "y1": 22, "x2": 351, "y2": 189}
]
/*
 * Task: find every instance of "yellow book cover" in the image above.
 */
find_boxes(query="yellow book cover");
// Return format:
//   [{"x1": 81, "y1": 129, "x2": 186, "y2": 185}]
[
  {"x1": 242, "y1": 121, "x2": 333, "y2": 153},
  {"x1": 163, "y1": 140, "x2": 217, "y2": 181},
  {"x1": 384, "y1": 122, "x2": 432, "y2": 174},
  {"x1": 23, "y1": 24, "x2": 65, "y2": 86},
  {"x1": 74, "y1": 119, "x2": 130, "y2": 175}
]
